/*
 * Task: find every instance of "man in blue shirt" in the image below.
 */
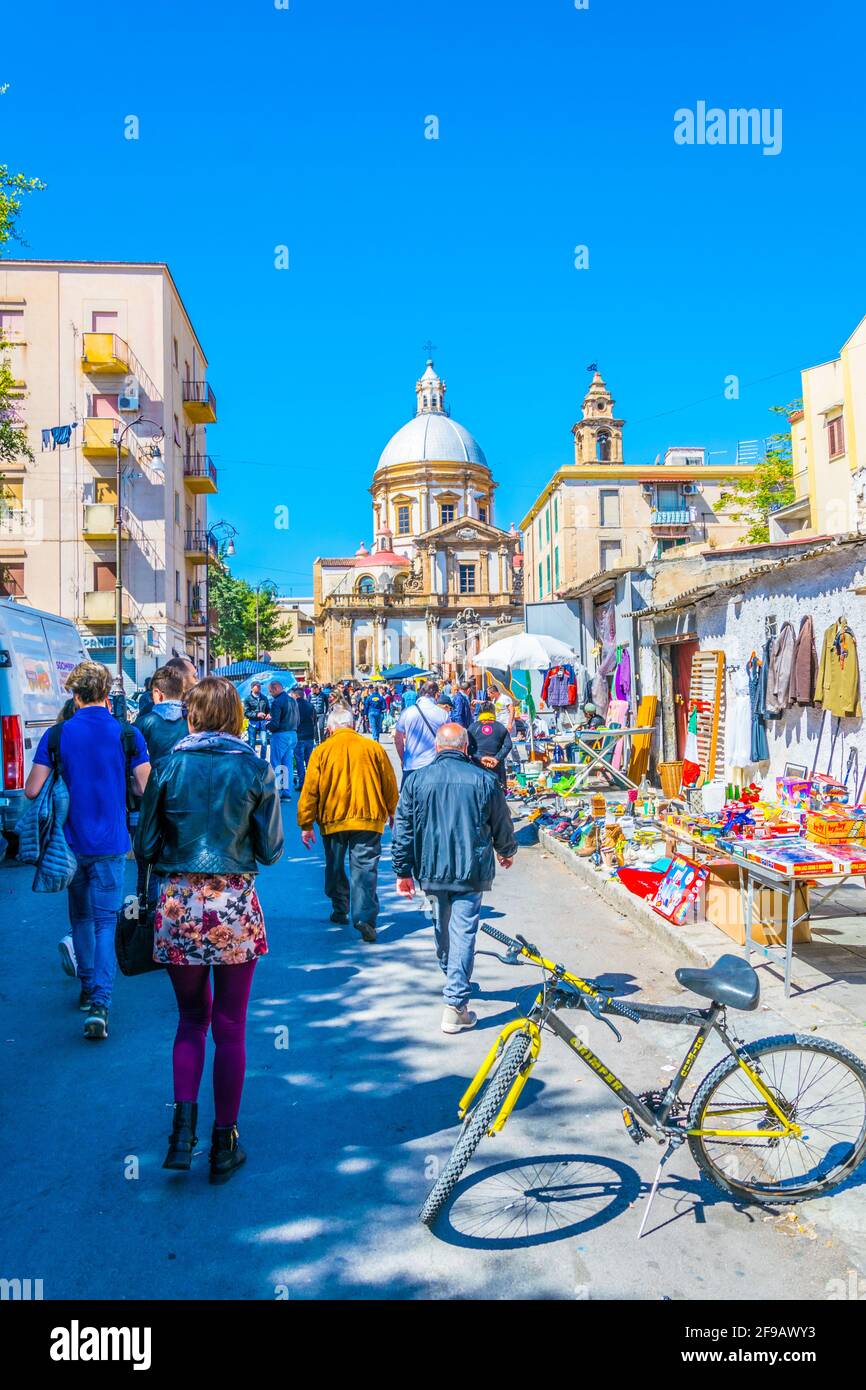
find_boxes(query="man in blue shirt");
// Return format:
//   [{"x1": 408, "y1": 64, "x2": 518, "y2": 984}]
[{"x1": 26, "y1": 661, "x2": 150, "y2": 1040}]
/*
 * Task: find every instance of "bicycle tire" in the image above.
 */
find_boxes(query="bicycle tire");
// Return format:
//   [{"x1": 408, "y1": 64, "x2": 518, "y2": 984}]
[
  {"x1": 420, "y1": 1031, "x2": 533, "y2": 1228},
  {"x1": 688, "y1": 1034, "x2": 866, "y2": 1205}
]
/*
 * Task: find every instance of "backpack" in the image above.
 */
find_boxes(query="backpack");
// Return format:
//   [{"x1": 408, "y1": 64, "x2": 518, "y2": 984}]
[{"x1": 48, "y1": 719, "x2": 141, "y2": 819}]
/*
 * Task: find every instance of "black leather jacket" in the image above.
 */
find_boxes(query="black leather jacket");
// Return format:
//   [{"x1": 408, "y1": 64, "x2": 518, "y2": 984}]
[{"x1": 135, "y1": 735, "x2": 284, "y2": 875}]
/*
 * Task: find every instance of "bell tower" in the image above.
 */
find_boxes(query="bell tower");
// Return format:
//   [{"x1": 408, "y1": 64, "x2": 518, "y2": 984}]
[
  {"x1": 415, "y1": 359, "x2": 447, "y2": 416},
  {"x1": 572, "y1": 370, "x2": 625, "y2": 465}
]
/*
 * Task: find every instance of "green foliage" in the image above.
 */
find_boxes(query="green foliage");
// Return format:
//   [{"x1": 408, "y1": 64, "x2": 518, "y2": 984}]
[
  {"x1": 208, "y1": 567, "x2": 292, "y2": 661},
  {"x1": 718, "y1": 400, "x2": 800, "y2": 544}
]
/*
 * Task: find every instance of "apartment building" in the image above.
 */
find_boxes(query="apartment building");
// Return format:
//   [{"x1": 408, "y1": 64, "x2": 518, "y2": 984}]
[
  {"x1": 521, "y1": 371, "x2": 756, "y2": 603},
  {"x1": 0, "y1": 260, "x2": 218, "y2": 684},
  {"x1": 770, "y1": 311, "x2": 866, "y2": 541}
]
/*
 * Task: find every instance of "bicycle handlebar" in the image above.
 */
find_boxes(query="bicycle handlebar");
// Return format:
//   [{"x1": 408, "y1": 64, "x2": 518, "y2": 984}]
[
  {"x1": 602, "y1": 996, "x2": 642, "y2": 1025},
  {"x1": 480, "y1": 923, "x2": 525, "y2": 953}
]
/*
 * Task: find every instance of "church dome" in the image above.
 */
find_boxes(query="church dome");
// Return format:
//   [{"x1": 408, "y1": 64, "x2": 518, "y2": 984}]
[
  {"x1": 375, "y1": 359, "x2": 489, "y2": 471},
  {"x1": 377, "y1": 413, "x2": 488, "y2": 470}
]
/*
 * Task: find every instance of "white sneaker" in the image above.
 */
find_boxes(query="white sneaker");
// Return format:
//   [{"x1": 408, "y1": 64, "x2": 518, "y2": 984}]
[
  {"x1": 58, "y1": 935, "x2": 77, "y2": 978},
  {"x1": 441, "y1": 1005, "x2": 477, "y2": 1034}
]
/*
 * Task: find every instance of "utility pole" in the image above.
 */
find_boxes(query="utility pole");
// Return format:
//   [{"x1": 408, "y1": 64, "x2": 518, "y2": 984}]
[{"x1": 111, "y1": 416, "x2": 163, "y2": 719}]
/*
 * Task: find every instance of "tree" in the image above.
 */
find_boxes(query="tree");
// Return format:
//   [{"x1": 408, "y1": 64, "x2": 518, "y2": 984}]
[
  {"x1": 718, "y1": 400, "x2": 800, "y2": 545},
  {"x1": 207, "y1": 566, "x2": 291, "y2": 661},
  {"x1": 0, "y1": 84, "x2": 45, "y2": 255}
]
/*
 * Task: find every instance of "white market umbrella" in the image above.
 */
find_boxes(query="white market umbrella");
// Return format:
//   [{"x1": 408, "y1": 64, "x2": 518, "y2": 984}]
[{"x1": 474, "y1": 632, "x2": 575, "y2": 671}]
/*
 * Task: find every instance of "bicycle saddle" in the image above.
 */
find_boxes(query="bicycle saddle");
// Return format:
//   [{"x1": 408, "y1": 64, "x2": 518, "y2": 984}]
[{"x1": 675, "y1": 954, "x2": 760, "y2": 1011}]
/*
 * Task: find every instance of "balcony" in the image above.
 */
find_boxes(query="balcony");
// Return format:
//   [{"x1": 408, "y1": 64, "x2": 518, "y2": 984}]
[
  {"x1": 182, "y1": 380, "x2": 217, "y2": 424},
  {"x1": 183, "y1": 453, "x2": 218, "y2": 494},
  {"x1": 82, "y1": 503, "x2": 125, "y2": 543},
  {"x1": 650, "y1": 507, "x2": 693, "y2": 534},
  {"x1": 83, "y1": 590, "x2": 129, "y2": 625},
  {"x1": 186, "y1": 604, "x2": 217, "y2": 634},
  {"x1": 81, "y1": 333, "x2": 130, "y2": 374},
  {"x1": 184, "y1": 528, "x2": 215, "y2": 562},
  {"x1": 82, "y1": 418, "x2": 128, "y2": 457}
]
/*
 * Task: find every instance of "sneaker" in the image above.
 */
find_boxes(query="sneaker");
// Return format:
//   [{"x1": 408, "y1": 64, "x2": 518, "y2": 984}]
[
  {"x1": 78, "y1": 988, "x2": 93, "y2": 1012},
  {"x1": 329, "y1": 909, "x2": 349, "y2": 925},
  {"x1": 83, "y1": 1003, "x2": 109, "y2": 1040},
  {"x1": 58, "y1": 935, "x2": 77, "y2": 978},
  {"x1": 441, "y1": 1005, "x2": 477, "y2": 1034},
  {"x1": 354, "y1": 920, "x2": 377, "y2": 943}
]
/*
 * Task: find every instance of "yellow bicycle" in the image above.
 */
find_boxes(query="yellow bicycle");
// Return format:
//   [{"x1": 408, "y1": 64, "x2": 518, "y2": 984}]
[{"x1": 420, "y1": 923, "x2": 866, "y2": 1231}]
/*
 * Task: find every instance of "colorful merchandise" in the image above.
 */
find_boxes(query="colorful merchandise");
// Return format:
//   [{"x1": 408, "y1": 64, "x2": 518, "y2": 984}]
[
  {"x1": 650, "y1": 856, "x2": 708, "y2": 925},
  {"x1": 541, "y1": 663, "x2": 578, "y2": 709},
  {"x1": 681, "y1": 704, "x2": 703, "y2": 787},
  {"x1": 729, "y1": 837, "x2": 836, "y2": 877}
]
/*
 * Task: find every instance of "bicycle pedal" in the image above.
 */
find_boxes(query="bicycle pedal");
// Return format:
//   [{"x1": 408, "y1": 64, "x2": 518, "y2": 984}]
[{"x1": 621, "y1": 1106, "x2": 647, "y2": 1145}]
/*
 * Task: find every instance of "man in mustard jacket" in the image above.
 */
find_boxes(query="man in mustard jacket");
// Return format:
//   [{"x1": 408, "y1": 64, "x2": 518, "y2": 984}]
[{"x1": 297, "y1": 705, "x2": 399, "y2": 942}]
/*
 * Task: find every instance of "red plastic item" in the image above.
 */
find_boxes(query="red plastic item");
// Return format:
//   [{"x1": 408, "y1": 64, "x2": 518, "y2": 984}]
[{"x1": 617, "y1": 867, "x2": 665, "y2": 901}]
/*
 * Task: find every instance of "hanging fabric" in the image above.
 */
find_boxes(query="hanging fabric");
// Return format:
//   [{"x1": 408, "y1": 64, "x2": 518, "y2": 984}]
[
  {"x1": 766, "y1": 622, "x2": 795, "y2": 715},
  {"x1": 759, "y1": 636, "x2": 782, "y2": 721},
  {"x1": 613, "y1": 646, "x2": 631, "y2": 704},
  {"x1": 788, "y1": 615, "x2": 818, "y2": 706},
  {"x1": 747, "y1": 653, "x2": 769, "y2": 762},
  {"x1": 726, "y1": 666, "x2": 753, "y2": 769},
  {"x1": 540, "y1": 663, "x2": 577, "y2": 708},
  {"x1": 815, "y1": 619, "x2": 862, "y2": 718}
]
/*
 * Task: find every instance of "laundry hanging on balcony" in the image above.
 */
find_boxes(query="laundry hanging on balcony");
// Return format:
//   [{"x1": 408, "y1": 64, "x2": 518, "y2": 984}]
[{"x1": 41, "y1": 422, "x2": 79, "y2": 450}]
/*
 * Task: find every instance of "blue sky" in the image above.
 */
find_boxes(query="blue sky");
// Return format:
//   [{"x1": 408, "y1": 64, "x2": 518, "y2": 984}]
[{"x1": 3, "y1": 0, "x2": 865, "y2": 594}]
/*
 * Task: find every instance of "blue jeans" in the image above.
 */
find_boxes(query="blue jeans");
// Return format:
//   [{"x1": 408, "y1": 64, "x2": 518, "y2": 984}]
[
  {"x1": 368, "y1": 714, "x2": 383, "y2": 742},
  {"x1": 428, "y1": 889, "x2": 483, "y2": 1009},
  {"x1": 67, "y1": 853, "x2": 126, "y2": 1007},
  {"x1": 294, "y1": 738, "x2": 315, "y2": 787},
  {"x1": 247, "y1": 721, "x2": 267, "y2": 753},
  {"x1": 269, "y1": 731, "x2": 297, "y2": 797}
]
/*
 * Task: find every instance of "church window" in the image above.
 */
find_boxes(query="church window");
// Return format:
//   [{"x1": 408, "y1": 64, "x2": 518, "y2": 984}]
[
  {"x1": 440, "y1": 502, "x2": 455, "y2": 525},
  {"x1": 596, "y1": 431, "x2": 611, "y2": 462},
  {"x1": 397, "y1": 504, "x2": 410, "y2": 534},
  {"x1": 478, "y1": 504, "x2": 487, "y2": 523},
  {"x1": 356, "y1": 638, "x2": 370, "y2": 668},
  {"x1": 357, "y1": 575, "x2": 376, "y2": 595},
  {"x1": 423, "y1": 395, "x2": 428, "y2": 408},
  {"x1": 600, "y1": 489, "x2": 620, "y2": 527},
  {"x1": 459, "y1": 564, "x2": 476, "y2": 594}
]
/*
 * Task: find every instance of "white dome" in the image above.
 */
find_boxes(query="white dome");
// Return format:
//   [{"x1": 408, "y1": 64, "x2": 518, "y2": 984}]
[{"x1": 377, "y1": 413, "x2": 488, "y2": 470}]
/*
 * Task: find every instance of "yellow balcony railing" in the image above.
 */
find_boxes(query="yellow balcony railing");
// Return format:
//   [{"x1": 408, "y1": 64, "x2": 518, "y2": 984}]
[
  {"x1": 83, "y1": 590, "x2": 129, "y2": 624},
  {"x1": 81, "y1": 333, "x2": 130, "y2": 374},
  {"x1": 182, "y1": 380, "x2": 217, "y2": 424},
  {"x1": 82, "y1": 418, "x2": 128, "y2": 456}
]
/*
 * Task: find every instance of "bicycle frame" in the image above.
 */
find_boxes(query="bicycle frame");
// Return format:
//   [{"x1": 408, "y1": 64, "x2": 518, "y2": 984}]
[{"x1": 459, "y1": 946, "x2": 803, "y2": 1144}]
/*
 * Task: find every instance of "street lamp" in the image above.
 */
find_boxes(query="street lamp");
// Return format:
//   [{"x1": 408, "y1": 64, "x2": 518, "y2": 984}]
[
  {"x1": 203, "y1": 519, "x2": 239, "y2": 675},
  {"x1": 111, "y1": 416, "x2": 164, "y2": 719}
]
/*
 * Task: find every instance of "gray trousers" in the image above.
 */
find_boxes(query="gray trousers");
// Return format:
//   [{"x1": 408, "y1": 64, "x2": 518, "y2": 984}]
[{"x1": 323, "y1": 830, "x2": 382, "y2": 927}]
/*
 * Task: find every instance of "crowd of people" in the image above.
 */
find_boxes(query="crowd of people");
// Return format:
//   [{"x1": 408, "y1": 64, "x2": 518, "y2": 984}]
[{"x1": 21, "y1": 661, "x2": 521, "y2": 1185}]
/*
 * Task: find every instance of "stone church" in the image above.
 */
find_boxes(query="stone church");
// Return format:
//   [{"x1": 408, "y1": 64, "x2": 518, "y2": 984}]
[{"x1": 313, "y1": 360, "x2": 523, "y2": 681}]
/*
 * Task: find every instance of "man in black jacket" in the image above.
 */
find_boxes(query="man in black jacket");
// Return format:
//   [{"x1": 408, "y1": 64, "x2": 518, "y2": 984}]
[
  {"x1": 290, "y1": 687, "x2": 317, "y2": 788},
  {"x1": 392, "y1": 722, "x2": 517, "y2": 1034},
  {"x1": 467, "y1": 700, "x2": 513, "y2": 787},
  {"x1": 309, "y1": 682, "x2": 328, "y2": 744},
  {"x1": 268, "y1": 679, "x2": 299, "y2": 801},
  {"x1": 243, "y1": 682, "x2": 270, "y2": 755}
]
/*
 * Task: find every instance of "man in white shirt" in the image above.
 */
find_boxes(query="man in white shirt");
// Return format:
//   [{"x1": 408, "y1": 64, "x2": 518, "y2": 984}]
[{"x1": 394, "y1": 681, "x2": 448, "y2": 784}]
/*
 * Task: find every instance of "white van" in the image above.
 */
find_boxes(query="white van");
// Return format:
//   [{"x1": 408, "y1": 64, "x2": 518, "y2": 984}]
[{"x1": 0, "y1": 598, "x2": 89, "y2": 833}]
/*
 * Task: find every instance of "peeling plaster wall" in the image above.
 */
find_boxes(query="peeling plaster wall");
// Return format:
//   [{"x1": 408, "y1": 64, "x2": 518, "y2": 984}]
[{"x1": 697, "y1": 545, "x2": 866, "y2": 788}]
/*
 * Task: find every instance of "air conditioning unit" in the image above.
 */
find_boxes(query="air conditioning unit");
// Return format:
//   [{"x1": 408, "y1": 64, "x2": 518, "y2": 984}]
[
  {"x1": 118, "y1": 378, "x2": 140, "y2": 412},
  {"x1": 682, "y1": 482, "x2": 697, "y2": 495}
]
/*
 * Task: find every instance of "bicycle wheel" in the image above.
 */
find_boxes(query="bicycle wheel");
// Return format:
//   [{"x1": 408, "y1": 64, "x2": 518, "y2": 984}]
[
  {"x1": 420, "y1": 1031, "x2": 532, "y2": 1228},
  {"x1": 688, "y1": 1034, "x2": 866, "y2": 1205}
]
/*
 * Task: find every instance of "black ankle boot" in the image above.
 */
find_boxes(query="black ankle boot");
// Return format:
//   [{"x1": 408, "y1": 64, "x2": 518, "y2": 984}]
[
  {"x1": 209, "y1": 1123, "x2": 246, "y2": 1185},
  {"x1": 163, "y1": 1102, "x2": 198, "y2": 1171}
]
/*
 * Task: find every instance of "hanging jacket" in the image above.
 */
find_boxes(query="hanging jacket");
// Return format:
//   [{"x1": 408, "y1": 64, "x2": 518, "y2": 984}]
[
  {"x1": 759, "y1": 637, "x2": 782, "y2": 721},
  {"x1": 766, "y1": 622, "x2": 796, "y2": 715},
  {"x1": 16, "y1": 755, "x2": 77, "y2": 892},
  {"x1": 815, "y1": 620, "x2": 862, "y2": 719},
  {"x1": 541, "y1": 664, "x2": 577, "y2": 708},
  {"x1": 788, "y1": 616, "x2": 818, "y2": 706}
]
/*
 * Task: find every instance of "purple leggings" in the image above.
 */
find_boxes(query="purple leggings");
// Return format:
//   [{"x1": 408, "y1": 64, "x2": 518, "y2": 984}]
[{"x1": 166, "y1": 961, "x2": 257, "y2": 1127}]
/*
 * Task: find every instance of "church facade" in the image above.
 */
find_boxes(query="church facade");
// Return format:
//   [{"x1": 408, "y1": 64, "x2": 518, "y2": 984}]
[{"x1": 313, "y1": 360, "x2": 522, "y2": 681}]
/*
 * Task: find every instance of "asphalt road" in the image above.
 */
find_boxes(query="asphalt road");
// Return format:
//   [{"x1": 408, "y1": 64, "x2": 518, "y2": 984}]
[{"x1": 2, "y1": 770, "x2": 865, "y2": 1301}]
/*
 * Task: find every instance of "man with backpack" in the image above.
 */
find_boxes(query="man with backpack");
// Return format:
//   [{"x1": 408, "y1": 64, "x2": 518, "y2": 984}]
[{"x1": 24, "y1": 661, "x2": 150, "y2": 1041}]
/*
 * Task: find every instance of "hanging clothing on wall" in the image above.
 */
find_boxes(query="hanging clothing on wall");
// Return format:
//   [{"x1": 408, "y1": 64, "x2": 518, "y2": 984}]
[
  {"x1": 613, "y1": 646, "x2": 631, "y2": 703},
  {"x1": 758, "y1": 637, "x2": 782, "y2": 721},
  {"x1": 748, "y1": 653, "x2": 769, "y2": 763},
  {"x1": 540, "y1": 663, "x2": 577, "y2": 708},
  {"x1": 590, "y1": 670, "x2": 610, "y2": 721},
  {"x1": 766, "y1": 621, "x2": 795, "y2": 715},
  {"x1": 726, "y1": 666, "x2": 753, "y2": 768},
  {"x1": 41, "y1": 422, "x2": 78, "y2": 450},
  {"x1": 815, "y1": 619, "x2": 862, "y2": 718},
  {"x1": 788, "y1": 615, "x2": 818, "y2": 706}
]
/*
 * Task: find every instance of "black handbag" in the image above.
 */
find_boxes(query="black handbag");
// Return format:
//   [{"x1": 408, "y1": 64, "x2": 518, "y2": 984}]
[{"x1": 115, "y1": 886, "x2": 164, "y2": 977}]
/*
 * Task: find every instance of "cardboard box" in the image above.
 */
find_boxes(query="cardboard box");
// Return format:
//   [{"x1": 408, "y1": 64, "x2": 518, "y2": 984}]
[
  {"x1": 704, "y1": 864, "x2": 811, "y2": 947},
  {"x1": 806, "y1": 809, "x2": 865, "y2": 844}
]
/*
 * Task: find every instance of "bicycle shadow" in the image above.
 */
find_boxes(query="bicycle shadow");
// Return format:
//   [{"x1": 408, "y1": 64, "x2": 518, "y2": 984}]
[{"x1": 429, "y1": 1151, "x2": 782, "y2": 1250}]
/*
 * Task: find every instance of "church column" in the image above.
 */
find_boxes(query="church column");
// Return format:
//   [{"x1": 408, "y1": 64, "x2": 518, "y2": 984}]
[
  {"x1": 498, "y1": 544, "x2": 508, "y2": 595},
  {"x1": 462, "y1": 469, "x2": 470, "y2": 517},
  {"x1": 426, "y1": 542, "x2": 439, "y2": 594}
]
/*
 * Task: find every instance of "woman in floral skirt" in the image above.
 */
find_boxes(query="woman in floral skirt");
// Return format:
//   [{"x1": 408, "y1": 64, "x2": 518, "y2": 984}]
[{"x1": 136, "y1": 677, "x2": 283, "y2": 1183}]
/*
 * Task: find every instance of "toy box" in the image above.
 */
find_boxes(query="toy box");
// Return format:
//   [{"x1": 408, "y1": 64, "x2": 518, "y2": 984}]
[
  {"x1": 805, "y1": 808, "x2": 866, "y2": 844},
  {"x1": 776, "y1": 776, "x2": 813, "y2": 808},
  {"x1": 729, "y1": 837, "x2": 836, "y2": 877},
  {"x1": 829, "y1": 843, "x2": 866, "y2": 874}
]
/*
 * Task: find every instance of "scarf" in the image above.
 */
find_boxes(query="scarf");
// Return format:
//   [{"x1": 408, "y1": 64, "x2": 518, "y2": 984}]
[{"x1": 172, "y1": 731, "x2": 251, "y2": 754}]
